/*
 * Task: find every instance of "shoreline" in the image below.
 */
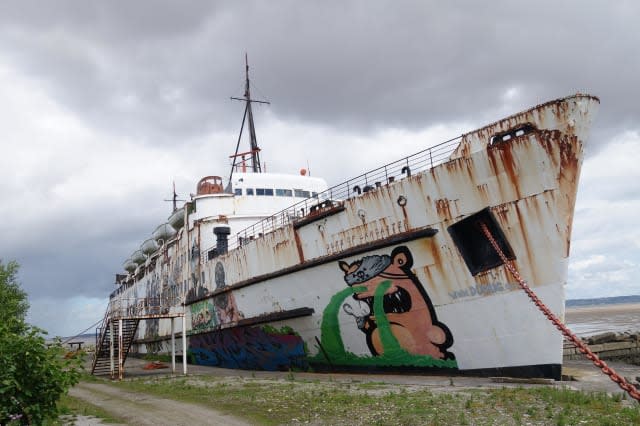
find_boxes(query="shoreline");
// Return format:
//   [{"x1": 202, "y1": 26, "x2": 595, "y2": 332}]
[
  {"x1": 566, "y1": 302, "x2": 640, "y2": 314},
  {"x1": 565, "y1": 302, "x2": 640, "y2": 338}
]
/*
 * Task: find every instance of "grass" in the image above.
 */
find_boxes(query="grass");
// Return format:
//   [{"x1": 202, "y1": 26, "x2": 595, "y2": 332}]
[
  {"x1": 100, "y1": 374, "x2": 640, "y2": 425},
  {"x1": 52, "y1": 393, "x2": 124, "y2": 425}
]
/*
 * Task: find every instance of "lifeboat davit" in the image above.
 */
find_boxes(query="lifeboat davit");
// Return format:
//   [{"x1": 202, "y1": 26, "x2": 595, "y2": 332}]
[
  {"x1": 168, "y1": 207, "x2": 185, "y2": 230},
  {"x1": 123, "y1": 258, "x2": 136, "y2": 273},
  {"x1": 141, "y1": 238, "x2": 159, "y2": 256},
  {"x1": 131, "y1": 250, "x2": 145, "y2": 265},
  {"x1": 152, "y1": 223, "x2": 176, "y2": 242}
]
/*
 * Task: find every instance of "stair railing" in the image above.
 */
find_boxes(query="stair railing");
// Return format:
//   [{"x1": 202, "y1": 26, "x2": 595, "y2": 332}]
[{"x1": 91, "y1": 307, "x2": 112, "y2": 373}]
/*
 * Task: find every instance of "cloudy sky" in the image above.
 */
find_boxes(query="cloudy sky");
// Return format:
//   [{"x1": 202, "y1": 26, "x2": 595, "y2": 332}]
[{"x1": 1, "y1": 1, "x2": 638, "y2": 337}]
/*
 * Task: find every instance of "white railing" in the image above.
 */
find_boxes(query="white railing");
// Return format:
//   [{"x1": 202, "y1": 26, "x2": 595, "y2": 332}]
[
  {"x1": 108, "y1": 296, "x2": 183, "y2": 319},
  {"x1": 211, "y1": 135, "x2": 462, "y2": 254}
]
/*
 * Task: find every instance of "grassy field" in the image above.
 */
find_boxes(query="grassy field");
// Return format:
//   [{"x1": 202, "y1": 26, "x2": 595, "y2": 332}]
[{"x1": 83, "y1": 373, "x2": 640, "y2": 426}]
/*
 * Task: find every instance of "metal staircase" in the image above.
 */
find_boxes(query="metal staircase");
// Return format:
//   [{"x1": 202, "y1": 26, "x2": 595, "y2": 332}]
[
  {"x1": 90, "y1": 297, "x2": 186, "y2": 379},
  {"x1": 91, "y1": 315, "x2": 139, "y2": 378}
]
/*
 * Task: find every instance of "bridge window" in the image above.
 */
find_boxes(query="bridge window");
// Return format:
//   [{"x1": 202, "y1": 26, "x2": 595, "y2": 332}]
[
  {"x1": 246, "y1": 188, "x2": 254, "y2": 195},
  {"x1": 256, "y1": 188, "x2": 274, "y2": 196},
  {"x1": 294, "y1": 189, "x2": 310, "y2": 198},
  {"x1": 276, "y1": 188, "x2": 293, "y2": 197},
  {"x1": 234, "y1": 188, "x2": 242, "y2": 196}
]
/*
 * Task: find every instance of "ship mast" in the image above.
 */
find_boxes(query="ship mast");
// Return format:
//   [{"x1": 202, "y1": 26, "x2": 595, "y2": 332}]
[
  {"x1": 244, "y1": 56, "x2": 261, "y2": 173},
  {"x1": 228, "y1": 54, "x2": 270, "y2": 186}
]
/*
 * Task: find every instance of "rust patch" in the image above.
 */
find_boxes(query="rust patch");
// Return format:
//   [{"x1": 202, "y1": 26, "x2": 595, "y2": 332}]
[
  {"x1": 418, "y1": 236, "x2": 449, "y2": 293},
  {"x1": 512, "y1": 201, "x2": 540, "y2": 287},
  {"x1": 435, "y1": 198, "x2": 453, "y2": 222},
  {"x1": 293, "y1": 230, "x2": 305, "y2": 263},
  {"x1": 477, "y1": 183, "x2": 490, "y2": 203},
  {"x1": 460, "y1": 140, "x2": 472, "y2": 158}
]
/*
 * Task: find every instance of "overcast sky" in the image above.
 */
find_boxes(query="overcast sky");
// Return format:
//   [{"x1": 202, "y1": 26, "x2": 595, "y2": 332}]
[{"x1": 1, "y1": 1, "x2": 638, "y2": 337}]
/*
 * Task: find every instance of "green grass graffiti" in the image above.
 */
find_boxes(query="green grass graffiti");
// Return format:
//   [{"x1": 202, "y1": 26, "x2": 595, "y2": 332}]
[{"x1": 311, "y1": 281, "x2": 457, "y2": 369}]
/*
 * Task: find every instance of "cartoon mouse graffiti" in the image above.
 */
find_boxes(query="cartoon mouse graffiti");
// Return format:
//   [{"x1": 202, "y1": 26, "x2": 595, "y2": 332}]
[{"x1": 339, "y1": 246, "x2": 454, "y2": 360}]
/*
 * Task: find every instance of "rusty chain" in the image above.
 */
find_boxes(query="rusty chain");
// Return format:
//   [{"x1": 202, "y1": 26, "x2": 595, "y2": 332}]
[{"x1": 478, "y1": 221, "x2": 640, "y2": 402}]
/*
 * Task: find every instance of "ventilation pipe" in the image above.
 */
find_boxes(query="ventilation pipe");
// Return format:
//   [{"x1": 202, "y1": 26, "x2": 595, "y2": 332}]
[{"x1": 213, "y1": 226, "x2": 231, "y2": 256}]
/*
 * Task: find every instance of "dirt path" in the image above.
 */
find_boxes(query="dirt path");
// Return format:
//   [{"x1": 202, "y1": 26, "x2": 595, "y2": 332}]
[{"x1": 68, "y1": 382, "x2": 250, "y2": 426}]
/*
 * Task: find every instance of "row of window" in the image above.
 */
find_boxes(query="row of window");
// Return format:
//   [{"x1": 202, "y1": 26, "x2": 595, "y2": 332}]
[{"x1": 234, "y1": 188, "x2": 318, "y2": 198}]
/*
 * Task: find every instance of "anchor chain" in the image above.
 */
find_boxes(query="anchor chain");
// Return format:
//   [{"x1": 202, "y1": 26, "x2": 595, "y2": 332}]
[{"x1": 478, "y1": 221, "x2": 640, "y2": 402}]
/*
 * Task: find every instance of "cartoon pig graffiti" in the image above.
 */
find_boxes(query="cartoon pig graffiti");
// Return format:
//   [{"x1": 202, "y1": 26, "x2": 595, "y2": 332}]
[{"x1": 339, "y1": 246, "x2": 454, "y2": 360}]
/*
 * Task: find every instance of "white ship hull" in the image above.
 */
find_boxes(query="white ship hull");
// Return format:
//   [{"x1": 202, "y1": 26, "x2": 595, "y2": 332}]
[{"x1": 109, "y1": 94, "x2": 598, "y2": 379}]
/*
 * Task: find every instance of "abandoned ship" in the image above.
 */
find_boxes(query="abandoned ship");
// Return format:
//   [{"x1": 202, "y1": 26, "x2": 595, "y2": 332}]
[{"x1": 92, "y1": 63, "x2": 599, "y2": 380}]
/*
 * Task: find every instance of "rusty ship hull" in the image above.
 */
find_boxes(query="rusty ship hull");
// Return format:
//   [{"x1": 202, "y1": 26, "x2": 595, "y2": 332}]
[{"x1": 108, "y1": 94, "x2": 598, "y2": 379}]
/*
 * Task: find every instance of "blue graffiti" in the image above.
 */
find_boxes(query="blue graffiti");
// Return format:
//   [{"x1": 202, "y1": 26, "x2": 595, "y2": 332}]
[{"x1": 189, "y1": 326, "x2": 307, "y2": 371}]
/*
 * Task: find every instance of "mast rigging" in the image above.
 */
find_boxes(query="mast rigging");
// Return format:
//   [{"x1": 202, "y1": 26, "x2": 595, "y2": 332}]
[{"x1": 228, "y1": 54, "x2": 270, "y2": 188}]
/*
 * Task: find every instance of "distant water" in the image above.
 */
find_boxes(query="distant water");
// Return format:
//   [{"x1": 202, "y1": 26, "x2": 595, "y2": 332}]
[
  {"x1": 46, "y1": 333, "x2": 95, "y2": 346},
  {"x1": 566, "y1": 295, "x2": 640, "y2": 308},
  {"x1": 565, "y1": 295, "x2": 640, "y2": 337}
]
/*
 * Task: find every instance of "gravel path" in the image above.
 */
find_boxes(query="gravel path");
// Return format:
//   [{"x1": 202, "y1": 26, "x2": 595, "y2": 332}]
[{"x1": 68, "y1": 382, "x2": 250, "y2": 426}]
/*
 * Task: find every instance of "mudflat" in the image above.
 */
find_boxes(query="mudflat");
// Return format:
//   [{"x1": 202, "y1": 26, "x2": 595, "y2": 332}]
[{"x1": 565, "y1": 303, "x2": 640, "y2": 337}]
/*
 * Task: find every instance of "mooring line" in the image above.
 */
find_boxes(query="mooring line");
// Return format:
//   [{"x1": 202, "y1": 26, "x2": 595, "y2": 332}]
[{"x1": 478, "y1": 221, "x2": 640, "y2": 402}]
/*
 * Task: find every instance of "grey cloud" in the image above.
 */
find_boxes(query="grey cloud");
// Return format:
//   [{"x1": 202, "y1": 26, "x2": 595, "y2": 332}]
[
  {"x1": 1, "y1": 1, "x2": 638, "y2": 149},
  {"x1": 1, "y1": 0, "x2": 639, "y2": 335}
]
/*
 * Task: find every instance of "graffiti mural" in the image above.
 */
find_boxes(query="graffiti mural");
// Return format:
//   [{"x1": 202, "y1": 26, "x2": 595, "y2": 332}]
[
  {"x1": 186, "y1": 239, "x2": 208, "y2": 304},
  {"x1": 144, "y1": 271, "x2": 162, "y2": 353},
  {"x1": 190, "y1": 300, "x2": 216, "y2": 332},
  {"x1": 212, "y1": 262, "x2": 244, "y2": 323},
  {"x1": 312, "y1": 246, "x2": 457, "y2": 369},
  {"x1": 189, "y1": 325, "x2": 307, "y2": 371}
]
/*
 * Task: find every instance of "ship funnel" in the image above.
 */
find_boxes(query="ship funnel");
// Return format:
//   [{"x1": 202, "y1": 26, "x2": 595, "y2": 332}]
[{"x1": 213, "y1": 226, "x2": 231, "y2": 257}]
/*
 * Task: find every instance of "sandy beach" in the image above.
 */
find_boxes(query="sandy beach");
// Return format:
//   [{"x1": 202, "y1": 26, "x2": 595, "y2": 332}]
[{"x1": 565, "y1": 302, "x2": 640, "y2": 337}]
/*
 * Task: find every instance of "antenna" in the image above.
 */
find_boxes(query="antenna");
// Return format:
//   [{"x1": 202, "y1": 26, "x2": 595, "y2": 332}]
[{"x1": 163, "y1": 181, "x2": 185, "y2": 211}]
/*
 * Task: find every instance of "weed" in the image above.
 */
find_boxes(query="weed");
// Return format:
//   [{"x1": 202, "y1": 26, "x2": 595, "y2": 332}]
[{"x1": 92, "y1": 376, "x2": 640, "y2": 426}]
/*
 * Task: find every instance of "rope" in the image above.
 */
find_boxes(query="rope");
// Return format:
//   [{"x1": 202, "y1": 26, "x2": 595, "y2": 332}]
[
  {"x1": 60, "y1": 317, "x2": 104, "y2": 346},
  {"x1": 478, "y1": 221, "x2": 640, "y2": 402}
]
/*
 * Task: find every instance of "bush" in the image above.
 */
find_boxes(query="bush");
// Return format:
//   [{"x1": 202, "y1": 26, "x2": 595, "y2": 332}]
[
  {"x1": 0, "y1": 260, "x2": 81, "y2": 424},
  {"x1": 0, "y1": 326, "x2": 81, "y2": 424}
]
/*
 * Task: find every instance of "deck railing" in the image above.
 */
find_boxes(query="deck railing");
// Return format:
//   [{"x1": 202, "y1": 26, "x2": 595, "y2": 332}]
[
  {"x1": 108, "y1": 296, "x2": 183, "y2": 319},
  {"x1": 225, "y1": 135, "x2": 462, "y2": 251}
]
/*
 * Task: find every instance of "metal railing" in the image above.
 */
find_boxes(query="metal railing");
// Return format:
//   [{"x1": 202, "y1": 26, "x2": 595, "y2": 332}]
[
  {"x1": 108, "y1": 296, "x2": 183, "y2": 319},
  {"x1": 94, "y1": 309, "x2": 111, "y2": 355},
  {"x1": 218, "y1": 135, "x2": 462, "y2": 252}
]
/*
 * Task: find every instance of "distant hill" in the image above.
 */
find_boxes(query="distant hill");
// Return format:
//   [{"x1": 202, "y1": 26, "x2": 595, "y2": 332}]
[{"x1": 566, "y1": 295, "x2": 640, "y2": 308}]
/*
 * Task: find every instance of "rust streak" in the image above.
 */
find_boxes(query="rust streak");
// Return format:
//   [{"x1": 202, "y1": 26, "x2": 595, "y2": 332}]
[
  {"x1": 293, "y1": 229, "x2": 305, "y2": 263},
  {"x1": 435, "y1": 198, "x2": 453, "y2": 222}
]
